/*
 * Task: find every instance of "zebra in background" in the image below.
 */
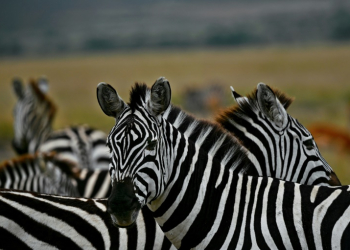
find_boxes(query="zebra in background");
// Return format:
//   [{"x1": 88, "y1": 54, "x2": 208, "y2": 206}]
[
  {"x1": 0, "y1": 189, "x2": 175, "y2": 250},
  {"x1": 0, "y1": 152, "x2": 79, "y2": 196},
  {"x1": 215, "y1": 83, "x2": 341, "y2": 186},
  {"x1": 0, "y1": 148, "x2": 112, "y2": 198},
  {"x1": 12, "y1": 77, "x2": 56, "y2": 155},
  {"x1": 98, "y1": 77, "x2": 350, "y2": 249},
  {"x1": 12, "y1": 77, "x2": 109, "y2": 169}
]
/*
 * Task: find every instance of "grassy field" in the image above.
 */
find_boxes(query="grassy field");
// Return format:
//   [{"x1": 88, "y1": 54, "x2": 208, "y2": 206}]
[{"x1": 1, "y1": 44, "x2": 350, "y2": 183}]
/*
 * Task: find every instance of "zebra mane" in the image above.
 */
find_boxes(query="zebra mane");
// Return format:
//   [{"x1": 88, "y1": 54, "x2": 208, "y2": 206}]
[
  {"x1": 0, "y1": 152, "x2": 80, "y2": 180},
  {"x1": 29, "y1": 78, "x2": 57, "y2": 121},
  {"x1": 216, "y1": 86, "x2": 294, "y2": 127},
  {"x1": 128, "y1": 83, "x2": 251, "y2": 173}
]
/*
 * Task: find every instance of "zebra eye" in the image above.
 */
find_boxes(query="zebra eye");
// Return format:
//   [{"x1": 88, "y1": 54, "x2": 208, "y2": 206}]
[
  {"x1": 146, "y1": 137, "x2": 157, "y2": 151},
  {"x1": 303, "y1": 139, "x2": 314, "y2": 150}
]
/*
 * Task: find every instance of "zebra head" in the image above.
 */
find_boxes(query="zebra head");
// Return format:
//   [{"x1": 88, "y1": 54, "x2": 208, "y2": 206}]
[
  {"x1": 217, "y1": 83, "x2": 341, "y2": 186},
  {"x1": 97, "y1": 77, "x2": 171, "y2": 228},
  {"x1": 12, "y1": 77, "x2": 55, "y2": 154}
]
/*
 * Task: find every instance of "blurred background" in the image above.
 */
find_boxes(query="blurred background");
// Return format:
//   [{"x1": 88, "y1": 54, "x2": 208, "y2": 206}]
[{"x1": 1, "y1": 0, "x2": 350, "y2": 183}]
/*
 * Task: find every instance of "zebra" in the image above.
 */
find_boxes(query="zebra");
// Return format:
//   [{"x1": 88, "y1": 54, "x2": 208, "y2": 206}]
[
  {"x1": 97, "y1": 77, "x2": 350, "y2": 249},
  {"x1": 0, "y1": 152, "x2": 79, "y2": 196},
  {"x1": 0, "y1": 189, "x2": 175, "y2": 250},
  {"x1": 12, "y1": 77, "x2": 109, "y2": 169},
  {"x1": 215, "y1": 83, "x2": 341, "y2": 186}
]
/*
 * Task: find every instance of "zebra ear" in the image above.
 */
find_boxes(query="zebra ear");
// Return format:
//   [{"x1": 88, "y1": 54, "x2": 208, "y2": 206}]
[
  {"x1": 147, "y1": 77, "x2": 171, "y2": 117},
  {"x1": 12, "y1": 77, "x2": 25, "y2": 99},
  {"x1": 97, "y1": 82, "x2": 126, "y2": 118},
  {"x1": 256, "y1": 82, "x2": 288, "y2": 129},
  {"x1": 230, "y1": 86, "x2": 248, "y2": 106},
  {"x1": 37, "y1": 76, "x2": 49, "y2": 94}
]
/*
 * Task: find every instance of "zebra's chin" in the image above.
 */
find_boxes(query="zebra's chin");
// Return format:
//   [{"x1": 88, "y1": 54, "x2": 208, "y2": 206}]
[{"x1": 109, "y1": 208, "x2": 140, "y2": 228}]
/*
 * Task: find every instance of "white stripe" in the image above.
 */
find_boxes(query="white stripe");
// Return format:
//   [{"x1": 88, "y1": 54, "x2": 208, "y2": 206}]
[
  {"x1": 331, "y1": 205, "x2": 350, "y2": 249},
  {"x1": 136, "y1": 209, "x2": 146, "y2": 250},
  {"x1": 313, "y1": 189, "x2": 342, "y2": 249},
  {"x1": 310, "y1": 186, "x2": 320, "y2": 203},
  {"x1": 94, "y1": 173, "x2": 111, "y2": 198},
  {"x1": 275, "y1": 181, "x2": 293, "y2": 248},
  {"x1": 293, "y1": 185, "x2": 308, "y2": 249},
  {"x1": 83, "y1": 170, "x2": 101, "y2": 198},
  {"x1": 250, "y1": 177, "x2": 262, "y2": 248},
  {"x1": 195, "y1": 171, "x2": 234, "y2": 249},
  {"x1": 119, "y1": 228, "x2": 128, "y2": 250},
  {"x1": 260, "y1": 178, "x2": 278, "y2": 249},
  {"x1": 220, "y1": 174, "x2": 243, "y2": 249},
  {"x1": 236, "y1": 176, "x2": 253, "y2": 250}
]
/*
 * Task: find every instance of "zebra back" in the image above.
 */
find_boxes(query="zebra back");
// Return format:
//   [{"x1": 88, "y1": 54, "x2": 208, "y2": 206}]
[
  {"x1": 216, "y1": 83, "x2": 341, "y2": 186},
  {"x1": 38, "y1": 125, "x2": 110, "y2": 170},
  {"x1": 0, "y1": 189, "x2": 175, "y2": 250},
  {"x1": 0, "y1": 152, "x2": 79, "y2": 196}
]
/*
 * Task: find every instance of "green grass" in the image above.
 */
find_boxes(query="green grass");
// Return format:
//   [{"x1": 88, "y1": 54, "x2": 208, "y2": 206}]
[{"x1": 1, "y1": 43, "x2": 350, "y2": 183}]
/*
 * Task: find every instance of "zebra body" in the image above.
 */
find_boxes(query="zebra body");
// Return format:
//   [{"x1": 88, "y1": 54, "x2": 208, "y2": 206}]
[
  {"x1": 98, "y1": 78, "x2": 350, "y2": 249},
  {"x1": 12, "y1": 77, "x2": 109, "y2": 170},
  {"x1": 216, "y1": 84, "x2": 340, "y2": 186},
  {"x1": 39, "y1": 125, "x2": 110, "y2": 170},
  {"x1": 0, "y1": 152, "x2": 79, "y2": 196},
  {"x1": 0, "y1": 189, "x2": 175, "y2": 250}
]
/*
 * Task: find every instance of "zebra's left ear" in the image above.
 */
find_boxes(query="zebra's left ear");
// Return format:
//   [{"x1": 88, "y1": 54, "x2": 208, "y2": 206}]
[
  {"x1": 147, "y1": 77, "x2": 171, "y2": 117},
  {"x1": 230, "y1": 86, "x2": 248, "y2": 106},
  {"x1": 97, "y1": 82, "x2": 127, "y2": 118},
  {"x1": 257, "y1": 83, "x2": 288, "y2": 129}
]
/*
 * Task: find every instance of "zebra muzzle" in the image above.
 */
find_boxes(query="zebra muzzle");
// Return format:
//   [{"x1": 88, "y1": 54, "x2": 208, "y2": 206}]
[{"x1": 107, "y1": 177, "x2": 141, "y2": 228}]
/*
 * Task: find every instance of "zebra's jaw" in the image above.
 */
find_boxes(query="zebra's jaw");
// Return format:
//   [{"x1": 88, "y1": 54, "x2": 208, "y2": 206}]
[{"x1": 109, "y1": 209, "x2": 140, "y2": 228}]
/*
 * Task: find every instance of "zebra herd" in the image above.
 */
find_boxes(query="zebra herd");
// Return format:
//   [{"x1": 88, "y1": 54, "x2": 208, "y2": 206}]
[{"x1": 0, "y1": 76, "x2": 348, "y2": 249}]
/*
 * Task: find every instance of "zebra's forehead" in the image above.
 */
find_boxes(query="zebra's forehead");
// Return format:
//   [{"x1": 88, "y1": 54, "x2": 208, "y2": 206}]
[{"x1": 108, "y1": 108, "x2": 158, "y2": 142}]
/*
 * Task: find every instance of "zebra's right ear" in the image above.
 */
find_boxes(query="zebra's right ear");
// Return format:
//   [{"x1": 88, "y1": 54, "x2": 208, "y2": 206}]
[
  {"x1": 256, "y1": 82, "x2": 288, "y2": 129},
  {"x1": 97, "y1": 82, "x2": 126, "y2": 118},
  {"x1": 37, "y1": 76, "x2": 49, "y2": 94},
  {"x1": 147, "y1": 77, "x2": 171, "y2": 117},
  {"x1": 12, "y1": 77, "x2": 25, "y2": 99}
]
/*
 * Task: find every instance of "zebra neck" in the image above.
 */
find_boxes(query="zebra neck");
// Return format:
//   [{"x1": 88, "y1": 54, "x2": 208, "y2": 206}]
[
  {"x1": 28, "y1": 125, "x2": 53, "y2": 153},
  {"x1": 163, "y1": 106, "x2": 250, "y2": 174},
  {"x1": 148, "y1": 132, "x2": 249, "y2": 248}
]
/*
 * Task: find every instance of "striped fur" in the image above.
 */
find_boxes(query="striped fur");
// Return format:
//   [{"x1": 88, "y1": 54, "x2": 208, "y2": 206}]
[
  {"x1": 0, "y1": 189, "x2": 175, "y2": 250},
  {"x1": 0, "y1": 155, "x2": 175, "y2": 249},
  {"x1": 12, "y1": 77, "x2": 56, "y2": 154},
  {"x1": 0, "y1": 152, "x2": 79, "y2": 196},
  {"x1": 215, "y1": 83, "x2": 341, "y2": 186},
  {"x1": 99, "y1": 78, "x2": 350, "y2": 249},
  {"x1": 12, "y1": 77, "x2": 109, "y2": 170}
]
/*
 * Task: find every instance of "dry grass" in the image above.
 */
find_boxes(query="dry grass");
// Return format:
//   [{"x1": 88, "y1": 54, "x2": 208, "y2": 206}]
[{"x1": 1, "y1": 44, "x2": 350, "y2": 183}]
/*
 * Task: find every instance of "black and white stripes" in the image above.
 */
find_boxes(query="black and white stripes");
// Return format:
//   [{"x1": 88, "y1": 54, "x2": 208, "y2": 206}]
[
  {"x1": 98, "y1": 78, "x2": 350, "y2": 249},
  {"x1": 0, "y1": 189, "x2": 175, "y2": 250},
  {"x1": 12, "y1": 77, "x2": 110, "y2": 170},
  {"x1": 216, "y1": 83, "x2": 340, "y2": 186}
]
